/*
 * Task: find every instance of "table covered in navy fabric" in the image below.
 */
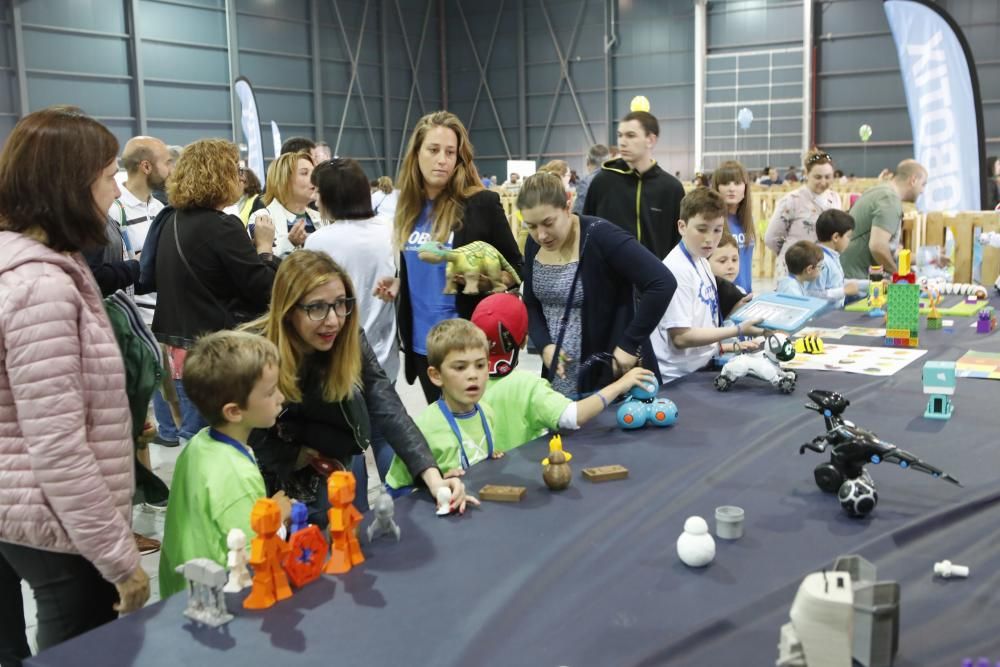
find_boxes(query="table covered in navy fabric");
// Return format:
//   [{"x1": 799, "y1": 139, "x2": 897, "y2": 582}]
[{"x1": 27, "y1": 306, "x2": 1000, "y2": 666}]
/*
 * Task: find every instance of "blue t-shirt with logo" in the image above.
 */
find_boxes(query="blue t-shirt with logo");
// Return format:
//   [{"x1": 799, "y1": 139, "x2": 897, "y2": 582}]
[
  {"x1": 403, "y1": 201, "x2": 458, "y2": 355},
  {"x1": 727, "y1": 213, "x2": 754, "y2": 293}
]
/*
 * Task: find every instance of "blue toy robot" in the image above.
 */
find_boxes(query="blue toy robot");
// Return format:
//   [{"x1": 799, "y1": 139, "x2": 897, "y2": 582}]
[{"x1": 616, "y1": 378, "x2": 678, "y2": 430}]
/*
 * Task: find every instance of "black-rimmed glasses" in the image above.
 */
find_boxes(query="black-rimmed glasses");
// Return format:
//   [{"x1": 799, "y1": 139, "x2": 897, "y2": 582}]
[{"x1": 297, "y1": 298, "x2": 355, "y2": 321}]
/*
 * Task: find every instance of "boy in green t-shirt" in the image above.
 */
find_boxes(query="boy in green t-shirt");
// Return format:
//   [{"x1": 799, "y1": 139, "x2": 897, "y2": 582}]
[
  {"x1": 159, "y1": 331, "x2": 287, "y2": 598},
  {"x1": 386, "y1": 319, "x2": 504, "y2": 490},
  {"x1": 471, "y1": 293, "x2": 657, "y2": 449}
]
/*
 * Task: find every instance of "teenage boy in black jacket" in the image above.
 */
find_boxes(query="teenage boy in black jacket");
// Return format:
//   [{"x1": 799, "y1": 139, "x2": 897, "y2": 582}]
[{"x1": 583, "y1": 111, "x2": 686, "y2": 260}]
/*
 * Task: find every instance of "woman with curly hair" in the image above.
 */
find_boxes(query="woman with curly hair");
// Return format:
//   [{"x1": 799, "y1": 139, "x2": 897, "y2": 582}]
[{"x1": 139, "y1": 138, "x2": 279, "y2": 443}]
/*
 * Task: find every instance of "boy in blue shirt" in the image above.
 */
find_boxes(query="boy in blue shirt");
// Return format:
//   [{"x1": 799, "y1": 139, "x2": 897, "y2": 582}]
[
  {"x1": 805, "y1": 209, "x2": 867, "y2": 308},
  {"x1": 776, "y1": 241, "x2": 824, "y2": 297}
]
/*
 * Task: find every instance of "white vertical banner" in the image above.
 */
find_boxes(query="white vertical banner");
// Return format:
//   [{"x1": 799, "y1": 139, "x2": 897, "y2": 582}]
[
  {"x1": 883, "y1": 0, "x2": 985, "y2": 211},
  {"x1": 233, "y1": 77, "x2": 265, "y2": 185}
]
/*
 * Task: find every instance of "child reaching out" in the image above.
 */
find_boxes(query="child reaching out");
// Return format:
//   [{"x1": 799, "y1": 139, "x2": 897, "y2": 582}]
[
  {"x1": 471, "y1": 293, "x2": 659, "y2": 448},
  {"x1": 807, "y1": 209, "x2": 868, "y2": 307},
  {"x1": 651, "y1": 188, "x2": 764, "y2": 383}
]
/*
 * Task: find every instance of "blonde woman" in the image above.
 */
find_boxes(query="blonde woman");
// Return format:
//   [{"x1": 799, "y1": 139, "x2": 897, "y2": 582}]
[
  {"x1": 245, "y1": 251, "x2": 475, "y2": 525},
  {"x1": 764, "y1": 148, "x2": 841, "y2": 278},
  {"x1": 377, "y1": 111, "x2": 522, "y2": 403},
  {"x1": 249, "y1": 151, "x2": 324, "y2": 256}
]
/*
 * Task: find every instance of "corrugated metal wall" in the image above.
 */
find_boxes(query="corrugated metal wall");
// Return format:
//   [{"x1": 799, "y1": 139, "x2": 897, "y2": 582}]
[{"x1": 1, "y1": 0, "x2": 998, "y2": 181}]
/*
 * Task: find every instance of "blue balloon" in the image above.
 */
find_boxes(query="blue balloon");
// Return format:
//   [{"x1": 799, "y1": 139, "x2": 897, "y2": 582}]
[{"x1": 737, "y1": 107, "x2": 754, "y2": 130}]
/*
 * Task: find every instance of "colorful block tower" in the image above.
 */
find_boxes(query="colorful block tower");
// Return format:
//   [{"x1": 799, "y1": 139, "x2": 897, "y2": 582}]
[{"x1": 885, "y1": 250, "x2": 919, "y2": 348}]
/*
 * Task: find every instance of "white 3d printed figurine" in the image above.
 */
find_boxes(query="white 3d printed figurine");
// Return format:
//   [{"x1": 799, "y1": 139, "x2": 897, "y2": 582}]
[
  {"x1": 934, "y1": 560, "x2": 969, "y2": 578},
  {"x1": 223, "y1": 528, "x2": 251, "y2": 593},
  {"x1": 435, "y1": 486, "x2": 452, "y2": 516},
  {"x1": 778, "y1": 554, "x2": 900, "y2": 667},
  {"x1": 367, "y1": 490, "x2": 401, "y2": 542},
  {"x1": 176, "y1": 558, "x2": 233, "y2": 627},
  {"x1": 676, "y1": 516, "x2": 716, "y2": 567}
]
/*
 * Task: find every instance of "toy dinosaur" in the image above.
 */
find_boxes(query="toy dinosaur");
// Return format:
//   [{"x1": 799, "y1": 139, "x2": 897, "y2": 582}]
[{"x1": 417, "y1": 241, "x2": 520, "y2": 295}]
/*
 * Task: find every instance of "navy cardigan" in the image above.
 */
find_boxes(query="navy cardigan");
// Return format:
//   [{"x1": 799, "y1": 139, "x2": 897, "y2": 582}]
[{"x1": 523, "y1": 215, "x2": 676, "y2": 388}]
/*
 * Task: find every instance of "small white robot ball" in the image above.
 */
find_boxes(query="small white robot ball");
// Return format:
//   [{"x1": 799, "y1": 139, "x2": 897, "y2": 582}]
[
  {"x1": 630, "y1": 95, "x2": 651, "y2": 113},
  {"x1": 677, "y1": 516, "x2": 716, "y2": 567},
  {"x1": 838, "y1": 478, "x2": 878, "y2": 517},
  {"x1": 436, "y1": 486, "x2": 452, "y2": 507}
]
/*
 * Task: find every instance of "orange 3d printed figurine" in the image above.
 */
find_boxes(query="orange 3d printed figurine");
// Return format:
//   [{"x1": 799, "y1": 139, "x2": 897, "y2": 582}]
[
  {"x1": 243, "y1": 498, "x2": 293, "y2": 610},
  {"x1": 325, "y1": 471, "x2": 365, "y2": 575}
]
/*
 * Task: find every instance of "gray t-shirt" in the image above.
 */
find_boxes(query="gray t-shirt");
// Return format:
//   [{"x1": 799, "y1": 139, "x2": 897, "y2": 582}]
[{"x1": 840, "y1": 184, "x2": 903, "y2": 279}]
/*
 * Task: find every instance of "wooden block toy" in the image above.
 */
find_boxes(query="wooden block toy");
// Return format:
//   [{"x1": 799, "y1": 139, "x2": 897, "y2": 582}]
[
  {"x1": 582, "y1": 465, "x2": 629, "y2": 483},
  {"x1": 479, "y1": 484, "x2": 527, "y2": 502}
]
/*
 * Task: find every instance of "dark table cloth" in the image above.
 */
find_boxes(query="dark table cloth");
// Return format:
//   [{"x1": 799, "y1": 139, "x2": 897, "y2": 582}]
[{"x1": 27, "y1": 305, "x2": 1000, "y2": 666}]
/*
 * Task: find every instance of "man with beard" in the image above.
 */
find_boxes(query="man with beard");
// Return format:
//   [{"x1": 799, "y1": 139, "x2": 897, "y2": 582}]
[{"x1": 107, "y1": 136, "x2": 174, "y2": 322}]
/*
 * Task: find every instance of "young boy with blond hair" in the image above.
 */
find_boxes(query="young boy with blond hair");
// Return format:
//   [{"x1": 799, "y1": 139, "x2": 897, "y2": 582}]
[
  {"x1": 386, "y1": 319, "x2": 503, "y2": 488},
  {"x1": 159, "y1": 331, "x2": 286, "y2": 597}
]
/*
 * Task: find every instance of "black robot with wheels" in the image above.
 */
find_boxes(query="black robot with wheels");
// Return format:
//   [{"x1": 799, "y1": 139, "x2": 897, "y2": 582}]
[{"x1": 799, "y1": 390, "x2": 961, "y2": 516}]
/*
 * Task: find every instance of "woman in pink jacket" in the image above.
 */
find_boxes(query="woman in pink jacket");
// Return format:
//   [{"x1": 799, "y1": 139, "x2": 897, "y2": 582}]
[{"x1": 0, "y1": 106, "x2": 150, "y2": 664}]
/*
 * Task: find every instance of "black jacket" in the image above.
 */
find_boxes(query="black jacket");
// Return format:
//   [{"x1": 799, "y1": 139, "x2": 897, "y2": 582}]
[
  {"x1": 144, "y1": 206, "x2": 277, "y2": 347},
  {"x1": 83, "y1": 217, "x2": 141, "y2": 297},
  {"x1": 582, "y1": 158, "x2": 686, "y2": 260},
  {"x1": 397, "y1": 189, "x2": 523, "y2": 384},
  {"x1": 249, "y1": 332, "x2": 438, "y2": 487},
  {"x1": 523, "y1": 216, "x2": 676, "y2": 392}
]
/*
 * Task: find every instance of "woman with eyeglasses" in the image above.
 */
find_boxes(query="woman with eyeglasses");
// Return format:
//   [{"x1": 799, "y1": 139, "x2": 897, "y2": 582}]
[
  {"x1": 245, "y1": 251, "x2": 474, "y2": 527},
  {"x1": 764, "y1": 148, "x2": 841, "y2": 278},
  {"x1": 304, "y1": 158, "x2": 399, "y2": 509}
]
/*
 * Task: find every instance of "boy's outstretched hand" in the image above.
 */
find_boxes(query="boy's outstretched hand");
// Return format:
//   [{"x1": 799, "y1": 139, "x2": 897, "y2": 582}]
[{"x1": 614, "y1": 366, "x2": 657, "y2": 394}]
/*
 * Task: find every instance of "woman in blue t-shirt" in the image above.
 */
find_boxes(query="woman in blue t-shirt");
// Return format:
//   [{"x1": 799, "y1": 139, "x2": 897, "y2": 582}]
[
  {"x1": 711, "y1": 160, "x2": 756, "y2": 293},
  {"x1": 375, "y1": 111, "x2": 522, "y2": 403}
]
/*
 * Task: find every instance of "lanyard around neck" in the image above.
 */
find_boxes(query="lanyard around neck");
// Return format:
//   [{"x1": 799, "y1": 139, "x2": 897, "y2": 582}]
[
  {"x1": 436, "y1": 399, "x2": 494, "y2": 470},
  {"x1": 678, "y1": 241, "x2": 721, "y2": 326},
  {"x1": 209, "y1": 428, "x2": 256, "y2": 466}
]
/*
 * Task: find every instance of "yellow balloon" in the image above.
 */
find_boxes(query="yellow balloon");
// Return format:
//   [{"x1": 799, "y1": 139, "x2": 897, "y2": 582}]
[{"x1": 630, "y1": 95, "x2": 650, "y2": 113}]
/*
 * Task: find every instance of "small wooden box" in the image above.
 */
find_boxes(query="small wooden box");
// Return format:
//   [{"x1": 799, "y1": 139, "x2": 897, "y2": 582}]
[
  {"x1": 479, "y1": 484, "x2": 527, "y2": 502},
  {"x1": 582, "y1": 465, "x2": 629, "y2": 483}
]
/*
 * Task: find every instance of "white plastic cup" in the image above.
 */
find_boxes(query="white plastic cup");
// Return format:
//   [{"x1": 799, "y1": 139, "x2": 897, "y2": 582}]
[{"x1": 715, "y1": 505, "x2": 745, "y2": 540}]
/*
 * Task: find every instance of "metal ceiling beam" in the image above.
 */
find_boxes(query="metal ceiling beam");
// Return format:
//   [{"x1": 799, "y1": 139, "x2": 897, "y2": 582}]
[
  {"x1": 11, "y1": 1, "x2": 29, "y2": 116},
  {"x1": 224, "y1": 0, "x2": 240, "y2": 142},
  {"x1": 380, "y1": 0, "x2": 393, "y2": 176},
  {"x1": 310, "y1": 0, "x2": 323, "y2": 142},
  {"x1": 517, "y1": 0, "x2": 527, "y2": 158},
  {"x1": 125, "y1": 0, "x2": 147, "y2": 135},
  {"x1": 456, "y1": 0, "x2": 511, "y2": 158},
  {"x1": 330, "y1": 0, "x2": 383, "y2": 173},
  {"x1": 393, "y1": 0, "x2": 433, "y2": 169},
  {"x1": 535, "y1": 0, "x2": 594, "y2": 160}
]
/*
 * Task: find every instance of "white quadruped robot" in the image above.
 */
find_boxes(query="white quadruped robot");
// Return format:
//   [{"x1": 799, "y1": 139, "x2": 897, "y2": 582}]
[{"x1": 714, "y1": 332, "x2": 797, "y2": 394}]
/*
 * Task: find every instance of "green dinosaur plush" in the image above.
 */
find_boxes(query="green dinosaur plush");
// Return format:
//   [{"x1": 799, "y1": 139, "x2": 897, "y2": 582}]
[{"x1": 417, "y1": 240, "x2": 520, "y2": 295}]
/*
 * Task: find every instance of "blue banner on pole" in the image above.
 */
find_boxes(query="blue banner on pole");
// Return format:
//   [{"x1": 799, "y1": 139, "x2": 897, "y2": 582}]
[{"x1": 883, "y1": 0, "x2": 985, "y2": 211}]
